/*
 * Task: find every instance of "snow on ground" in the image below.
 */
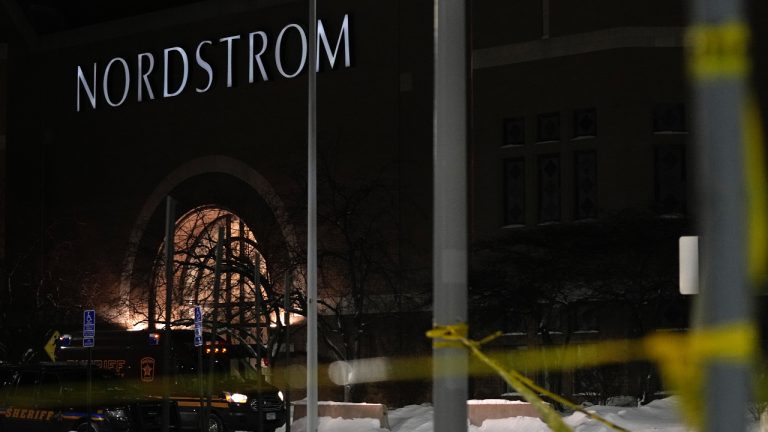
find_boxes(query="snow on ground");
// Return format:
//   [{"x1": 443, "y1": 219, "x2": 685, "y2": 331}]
[{"x1": 278, "y1": 397, "x2": 701, "y2": 432}]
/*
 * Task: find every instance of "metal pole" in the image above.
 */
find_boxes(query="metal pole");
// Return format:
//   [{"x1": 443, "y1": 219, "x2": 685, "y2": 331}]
[
  {"x1": 208, "y1": 227, "x2": 224, "y2": 427},
  {"x1": 690, "y1": 1, "x2": 752, "y2": 431},
  {"x1": 225, "y1": 216, "x2": 233, "y2": 345},
  {"x1": 307, "y1": 0, "x2": 319, "y2": 428},
  {"x1": 283, "y1": 272, "x2": 292, "y2": 432},
  {"x1": 198, "y1": 331, "x2": 204, "y2": 432},
  {"x1": 432, "y1": 1, "x2": 468, "y2": 431},
  {"x1": 162, "y1": 196, "x2": 175, "y2": 432},
  {"x1": 255, "y1": 255, "x2": 264, "y2": 432},
  {"x1": 87, "y1": 346, "x2": 92, "y2": 428}
]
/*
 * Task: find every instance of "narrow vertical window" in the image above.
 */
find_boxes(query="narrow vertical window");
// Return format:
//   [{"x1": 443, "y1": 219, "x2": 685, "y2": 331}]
[
  {"x1": 538, "y1": 155, "x2": 561, "y2": 222},
  {"x1": 574, "y1": 151, "x2": 597, "y2": 220},
  {"x1": 503, "y1": 158, "x2": 526, "y2": 226},
  {"x1": 654, "y1": 144, "x2": 686, "y2": 215}
]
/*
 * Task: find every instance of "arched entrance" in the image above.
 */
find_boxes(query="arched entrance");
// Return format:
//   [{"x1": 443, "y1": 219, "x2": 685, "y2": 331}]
[{"x1": 115, "y1": 156, "x2": 302, "y2": 341}]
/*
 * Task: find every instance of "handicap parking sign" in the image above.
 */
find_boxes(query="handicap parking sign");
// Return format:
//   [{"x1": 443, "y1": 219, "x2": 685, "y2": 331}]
[
  {"x1": 83, "y1": 310, "x2": 95, "y2": 348},
  {"x1": 194, "y1": 305, "x2": 203, "y2": 347}
]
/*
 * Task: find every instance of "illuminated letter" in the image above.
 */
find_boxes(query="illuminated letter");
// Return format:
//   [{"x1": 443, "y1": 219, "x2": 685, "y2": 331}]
[
  {"x1": 275, "y1": 24, "x2": 307, "y2": 79},
  {"x1": 248, "y1": 31, "x2": 269, "y2": 83},
  {"x1": 219, "y1": 35, "x2": 240, "y2": 88},
  {"x1": 103, "y1": 57, "x2": 130, "y2": 107},
  {"x1": 76, "y1": 63, "x2": 97, "y2": 112},
  {"x1": 163, "y1": 46, "x2": 189, "y2": 98},
  {"x1": 317, "y1": 14, "x2": 351, "y2": 70},
  {"x1": 137, "y1": 52, "x2": 156, "y2": 102},
  {"x1": 195, "y1": 40, "x2": 214, "y2": 93}
]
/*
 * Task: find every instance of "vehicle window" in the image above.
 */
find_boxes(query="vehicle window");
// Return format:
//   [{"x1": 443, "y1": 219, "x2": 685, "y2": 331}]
[{"x1": 57, "y1": 369, "x2": 139, "y2": 397}]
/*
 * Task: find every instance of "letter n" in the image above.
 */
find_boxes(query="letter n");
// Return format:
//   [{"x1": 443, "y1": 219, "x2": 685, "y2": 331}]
[{"x1": 76, "y1": 63, "x2": 98, "y2": 112}]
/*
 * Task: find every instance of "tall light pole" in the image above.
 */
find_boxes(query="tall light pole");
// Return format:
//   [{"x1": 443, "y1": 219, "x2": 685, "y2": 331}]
[
  {"x1": 307, "y1": 0, "x2": 319, "y2": 431},
  {"x1": 690, "y1": 0, "x2": 753, "y2": 430},
  {"x1": 432, "y1": 1, "x2": 468, "y2": 431}
]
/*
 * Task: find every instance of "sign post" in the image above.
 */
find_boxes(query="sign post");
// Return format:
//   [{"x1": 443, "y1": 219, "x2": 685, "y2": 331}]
[
  {"x1": 194, "y1": 305, "x2": 204, "y2": 432},
  {"x1": 83, "y1": 309, "x2": 95, "y2": 428}
]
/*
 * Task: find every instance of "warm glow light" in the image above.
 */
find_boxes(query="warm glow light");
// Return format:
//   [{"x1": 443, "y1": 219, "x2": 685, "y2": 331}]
[
  {"x1": 275, "y1": 310, "x2": 306, "y2": 326},
  {"x1": 130, "y1": 322, "x2": 148, "y2": 331}
]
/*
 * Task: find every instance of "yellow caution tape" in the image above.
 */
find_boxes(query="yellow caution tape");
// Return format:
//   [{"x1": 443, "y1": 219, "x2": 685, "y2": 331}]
[
  {"x1": 744, "y1": 94, "x2": 768, "y2": 281},
  {"x1": 427, "y1": 322, "x2": 757, "y2": 432},
  {"x1": 428, "y1": 325, "x2": 630, "y2": 432},
  {"x1": 687, "y1": 21, "x2": 750, "y2": 80},
  {"x1": 644, "y1": 322, "x2": 757, "y2": 430},
  {"x1": 427, "y1": 322, "x2": 468, "y2": 349}
]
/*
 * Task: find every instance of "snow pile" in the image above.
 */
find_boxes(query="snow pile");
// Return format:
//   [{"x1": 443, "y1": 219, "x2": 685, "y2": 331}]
[
  {"x1": 279, "y1": 397, "x2": 693, "y2": 432},
  {"x1": 285, "y1": 416, "x2": 389, "y2": 432},
  {"x1": 565, "y1": 397, "x2": 689, "y2": 432},
  {"x1": 467, "y1": 399, "x2": 534, "y2": 405}
]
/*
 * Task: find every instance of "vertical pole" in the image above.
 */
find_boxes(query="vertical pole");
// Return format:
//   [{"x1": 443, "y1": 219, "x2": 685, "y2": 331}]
[
  {"x1": 255, "y1": 255, "x2": 264, "y2": 432},
  {"x1": 433, "y1": 1, "x2": 468, "y2": 432},
  {"x1": 239, "y1": 221, "x2": 246, "y2": 349},
  {"x1": 306, "y1": 0, "x2": 317, "y2": 426},
  {"x1": 225, "y1": 216, "x2": 233, "y2": 345},
  {"x1": 198, "y1": 329, "x2": 204, "y2": 432},
  {"x1": 283, "y1": 272, "x2": 292, "y2": 432},
  {"x1": 307, "y1": 0, "x2": 319, "y2": 429},
  {"x1": 162, "y1": 196, "x2": 175, "y2": 432},
  {"x1": 208, "y1": 227, "x2": 224, "y2": 426},
  {"x1": 690, "y1": 1, "x2": 752, "y2": 431},
  {"x1": 87, "y1": 346, "x2": 92, "y2": 428}
]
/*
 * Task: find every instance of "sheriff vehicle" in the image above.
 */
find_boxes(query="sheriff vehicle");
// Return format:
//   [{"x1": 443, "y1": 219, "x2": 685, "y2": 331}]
[
  {"x1": 0, "y1": 362, "x2": 177, "y2": 432},
  {"x1": 55, "y1": 330, "x2": 286, "y2": 432}
]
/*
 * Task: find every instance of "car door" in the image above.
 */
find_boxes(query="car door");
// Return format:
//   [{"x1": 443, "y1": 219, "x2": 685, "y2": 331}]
[
  {"x1": 0, "y1": 367, "x2": 17, "y2": 431},
  {"x1": 5, "y1": 369, "x2": 46, "y2": 432},
  {"x1": 37, "y1": 372, "x2": 65, "y2": 432}
]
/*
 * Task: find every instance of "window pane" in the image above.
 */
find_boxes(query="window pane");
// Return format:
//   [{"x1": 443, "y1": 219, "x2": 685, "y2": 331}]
[
  {"x1": 573, "y1": 108, "x2": 597, "y2": 138},
  {"x1": 574, "y1": 151, "x2": 597, "y2": 219},
  {"x1": 503, "y1": 117, "x2": 525, "y2": 146},
  {"x1": 537, "y1": 112, "x2": 561, "y2": 142},
  {"x1": 654, "y1": 144, "x2": 686, "y2": 215},
  {"x1": 653, "y1": 103, "x2": 686, "y2": 133},
  {"x1": 538, "y1": 155, "x2": 561, "y2": 222},
  {"x1": 503, "y1": 158, "x2": 525, "y2": 225}
]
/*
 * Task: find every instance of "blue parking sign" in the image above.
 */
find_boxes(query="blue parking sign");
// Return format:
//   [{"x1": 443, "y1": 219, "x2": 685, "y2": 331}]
[
  {"x1": 194, "y1": 305, "x2": 203, "y2": 347},
  {"x1": 83, "y1": 309, "x2": 95, "y2": 347}
]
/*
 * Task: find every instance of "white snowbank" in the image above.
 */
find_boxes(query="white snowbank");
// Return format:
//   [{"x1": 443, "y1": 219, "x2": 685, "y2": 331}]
[{"x1": 277, "y1": 397, "x2": 697, "y2": 432}]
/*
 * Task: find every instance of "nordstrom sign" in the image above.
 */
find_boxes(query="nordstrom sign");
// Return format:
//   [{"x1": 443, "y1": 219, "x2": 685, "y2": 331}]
[{"x1": 75, "y1": 14, "x2": 351, "y2": 112}]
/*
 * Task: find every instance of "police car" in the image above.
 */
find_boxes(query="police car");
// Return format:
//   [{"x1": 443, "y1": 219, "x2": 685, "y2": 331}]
[
  {"x1": 0, "y1": 363, "x2": 178, "y2": 431},
  {"x1": 56, "y1": 330, "x2": 287, "y2": 432}
]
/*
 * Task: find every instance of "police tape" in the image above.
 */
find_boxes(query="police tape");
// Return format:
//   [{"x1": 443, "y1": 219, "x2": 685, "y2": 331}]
[
  {"x1": 687, "y1": 21, "x2": 750, "y2": 80},
  {"x1": 744, "y1": 94, "x2": 768, "y2": 283},
  {"x1": 429, "y1": 324, "x2": 631, "y2": 432},
  {"x1": 424, "y1": 322, "x2": 757, "y2": 432}
]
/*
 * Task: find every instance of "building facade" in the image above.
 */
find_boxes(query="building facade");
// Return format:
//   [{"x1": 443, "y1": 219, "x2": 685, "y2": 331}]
[{"x1": 0, "y1": 0, "x2": 707, "y2": 405}]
